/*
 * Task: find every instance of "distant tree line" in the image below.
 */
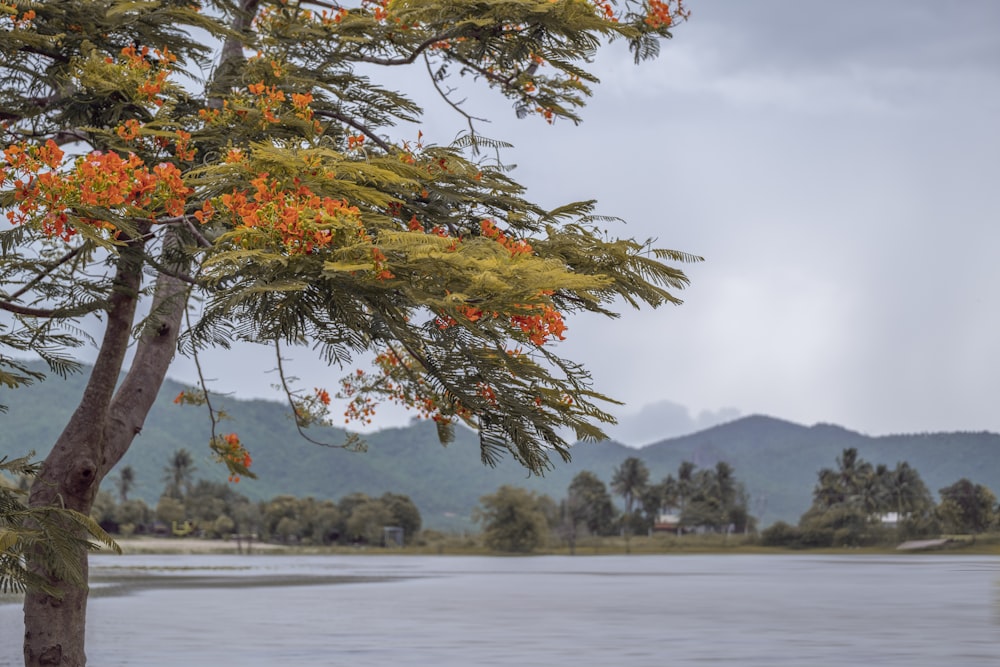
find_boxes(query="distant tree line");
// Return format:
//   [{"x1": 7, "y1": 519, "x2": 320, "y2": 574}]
[
  {"x1": 90, "y1": 448, "x2": 421, "y2": 547},
  {"x1": 92, "y1": 446, "x2": 997, "y2": 554},
  {"x1": 476, "y1": 456, "x2": 757, "y2": 553},
  {"x1": 762, "y1": 447, "x2": 998, "y2": 548}
]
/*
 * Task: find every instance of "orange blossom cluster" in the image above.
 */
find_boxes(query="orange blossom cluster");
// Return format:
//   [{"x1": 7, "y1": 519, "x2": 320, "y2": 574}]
[
  {"x1": 216, "y1": 433, "x2": 253, "y2": 483},
  {"x1": 212, "y1": 174, "x2": 364, "y2": 256},
  {"x1": 2, "y1": 140, "x2": 190, "y2": 240}
]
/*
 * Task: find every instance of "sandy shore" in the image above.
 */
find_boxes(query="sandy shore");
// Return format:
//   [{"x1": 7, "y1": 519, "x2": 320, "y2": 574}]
[{"x1": 107, "y1": 537, "x2": 290, "y2": 555}]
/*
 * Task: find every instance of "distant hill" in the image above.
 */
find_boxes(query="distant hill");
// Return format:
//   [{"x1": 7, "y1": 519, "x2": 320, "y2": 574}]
[
  {"x1": 634, "y1": 417, "x2": 1000, "y2": 527},
  {"x1": 3, "y1": 362, "x2": 999, "y2": 530}
]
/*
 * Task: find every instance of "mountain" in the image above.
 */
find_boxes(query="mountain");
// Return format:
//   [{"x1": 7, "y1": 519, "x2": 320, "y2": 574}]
[{"x1": 3, "y1": 363, "x2": 999, "y2": 530}]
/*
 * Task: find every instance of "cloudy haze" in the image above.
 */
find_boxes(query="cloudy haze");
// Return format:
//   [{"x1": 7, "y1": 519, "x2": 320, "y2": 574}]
[{"x1": 31, "y1": 1, "x2": 1000, "y2": 443}]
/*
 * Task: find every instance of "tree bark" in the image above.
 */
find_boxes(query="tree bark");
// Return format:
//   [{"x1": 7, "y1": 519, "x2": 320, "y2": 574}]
[
  {"x1": 21, "y1": 3, "x2": 254, "y2": 662},
  {"x1": 22, "y1": 250, "x2": 188, "y2": 666}
]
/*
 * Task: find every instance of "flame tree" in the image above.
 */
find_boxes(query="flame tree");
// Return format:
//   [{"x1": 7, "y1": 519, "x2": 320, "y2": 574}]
[{"x1": 0, "y1": 1, "x2": 697, "y2": 664}]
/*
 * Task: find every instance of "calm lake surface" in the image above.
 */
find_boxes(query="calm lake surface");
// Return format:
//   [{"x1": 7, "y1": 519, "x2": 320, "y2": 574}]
[{"x1": 2, "y1": 554, "x2": 999, "y2": 666}]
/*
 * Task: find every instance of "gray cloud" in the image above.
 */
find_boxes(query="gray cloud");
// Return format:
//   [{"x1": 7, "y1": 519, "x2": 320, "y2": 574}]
[{"x1": 607, "y1": 400, "x2": 742, "y2": 447}]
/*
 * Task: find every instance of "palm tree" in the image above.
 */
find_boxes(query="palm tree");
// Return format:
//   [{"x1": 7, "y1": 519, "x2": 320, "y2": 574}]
[
  {"x1": 714, "y1": 461, "x2": 737, "y2": 512},
  {"x1": 885, "y1": 462, "x2": 933, "y2": 534},
  {"x1": 660, "y1": 474, "x2": 679, "y2": 509},
  {"x1": 116, "y1": 465, "x2": 135, "y2": 504},
  {"x1": 639, "y1": 483, "x2": 665, "y2": 533},
  {"x1": 676, "y1": 460, "x2": 696, "y2": 511},
  {"x1": 813, "y1": 468, "x2": 844, "y2": 509},
  {"x1": 827, "y1": 447, "x2": 875, "y2": 512},
  {"x1": 611, "y1": 457, "x2": 650, "y2": 518},
  {"x1": 162, "y1": 449, "x2": 197, "y2": 499},
  {"x1": 889, "y1": 462, "x2": 931, "y2": 515},
  {"x1": 611, "y1": 457, "x2": 649, "y2": 550},
  {"x1": 858, "y1": 463, "x2": 892, "y2": 521}
]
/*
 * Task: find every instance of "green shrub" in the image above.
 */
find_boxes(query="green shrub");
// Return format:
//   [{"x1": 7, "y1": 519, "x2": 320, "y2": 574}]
[{"x1": 760, "y1": 521, "x2": 803, "y2": 548}]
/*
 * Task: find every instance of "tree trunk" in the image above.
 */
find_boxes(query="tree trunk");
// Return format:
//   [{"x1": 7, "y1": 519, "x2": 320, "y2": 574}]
[
  {"x1": 22, "y1": 256, "x2": 187, "y2": 666},
  {"x1": 21, "y1": 4, "x2": 251, "y2": 662}
]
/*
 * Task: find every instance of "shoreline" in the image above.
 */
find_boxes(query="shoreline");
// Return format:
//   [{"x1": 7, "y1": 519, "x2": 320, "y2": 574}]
[
  {"x1": 108, "y1": 536, "x2": 291, "y2": 555},
  {"x1": 99, "y1": 536, "x2": 999, "y2": 557}
]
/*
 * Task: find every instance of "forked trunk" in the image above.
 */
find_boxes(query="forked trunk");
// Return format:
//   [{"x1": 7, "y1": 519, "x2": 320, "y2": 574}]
[
  {"x1": 21, "y1": 5, "x2": 255, "y2": 663},
  {"x1": 22, "y1": 265, "x2": 187, "y2": 667}
]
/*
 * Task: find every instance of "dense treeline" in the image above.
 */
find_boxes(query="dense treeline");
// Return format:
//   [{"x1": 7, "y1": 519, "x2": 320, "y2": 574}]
[
  {"x1": 479, "y1": 450, "x2": 1000, "y2": 553},
  {"x1": 78, "y1": 447, "x2": 1000, "y2": 553},
  {"x1": 477, "y1": 457, "x2": 757, "y2": 552},
  {"x1": 89, "y1": 448, "x2": 421, "y2": 546},
  {"x1": 762, "y1": 448, "x2": 999, "y2": 548},
  {"x1": 84, "y1": 449, "x2": 754, "y2": 553}
]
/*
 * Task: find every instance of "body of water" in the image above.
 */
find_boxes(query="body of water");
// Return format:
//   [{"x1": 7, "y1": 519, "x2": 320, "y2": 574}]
[{"x1": 2, "y1": 553, "x2": 998, "y2": 666}]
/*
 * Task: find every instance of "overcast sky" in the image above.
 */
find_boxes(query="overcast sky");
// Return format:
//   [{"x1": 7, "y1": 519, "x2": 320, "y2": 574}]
[{"x1": 33, "y1": 1, "x2": 1000, "y2": 445}]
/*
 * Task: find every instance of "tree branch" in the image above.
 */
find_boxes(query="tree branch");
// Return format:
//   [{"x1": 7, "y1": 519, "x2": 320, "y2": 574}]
[
  {"x1": 299, "y1": 0, "x2": 346, "y2": 10},
  {"x1": 274, "y1": 340, "x2": 358, "y2": 449},
  {"x1": 355, "y1": 28, "x2": 464, "y2": 67},
  {"x1": 139, "y1": 214, "x2": 213, "y2": 248},
  {"x1": 7, "y1": 246, "x2": 85, "y2": 302},
  {"x1": 140, "y1": 259, "x2": 202, "y2": 287},
  {"x1": 0, "y1": 298, "x2": 106, "y2": 319},
  {"x1": 182, "y1": 216, "x2": 214, "y2": 248},
  {"x1": 210, "y1": 0, "x2": 262, "y2": 106},
  {"x1": 0, "y1": 300, "x2": 60, "y2": 318},
  {"x1": 313, "y1": 109, "x2": 393, "y2": 152},
  {"x1": 188, "y1": 307, "x2": 223, "y2": 451},
  {"x1": 50, "y1": 130, "x2": 92, "y2": 147},
  {"x1": 450, "y1": 52, "x2": 518, "y2": 88},
  {"x1": 423, "y1": 53, "x2": 487, "y2": 136},
  {"x1": 19, "y1": 45, "x2": 70, "y2": 64}
]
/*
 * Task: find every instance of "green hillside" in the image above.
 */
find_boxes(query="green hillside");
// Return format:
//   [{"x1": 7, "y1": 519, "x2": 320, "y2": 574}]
[
  {"x1": 3, "y1": 362, "x2": 999, "y2": 530},
  {"x1": 636, "y1": 418, "x2": 1000, "y2": 526}
]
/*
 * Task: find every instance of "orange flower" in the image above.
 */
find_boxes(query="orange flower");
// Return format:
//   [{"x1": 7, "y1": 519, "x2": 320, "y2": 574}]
[
  {"x1": 459, "y1": 305, "x2": 483, "y2": 322},
  {"x1": 36, "y1": 140, "x2": 64, "y2": 169},
  {"x1": 193, "y1": 199, "x2": 214, "y2": 224},
  {"x1": 291, "y1": 92, "x2": 313, "y2": 110},
  {"x1": 218, "y1": 432, "x2": 252, "y2": 483},
  {"x1": 115, "y1": 119, "x2": 143, "y2": 142},
  {"x1": 645, "y1": 0, "x2": 682, "y2": 28},
  {"x1": 480, "y1": 219, "x2": 533, "y2": 256},
  {"x1": 217, "y1": 175, "x2": 362, "y2": 255},
  {"x1": 174, "y1": 130, "x2": 195, "y2": 161},
  {"x1": 510, "y1": 304, "x2": 567, "y2": 346},
  {"x1": 223, "y1": 148, "x2": 245, "y2": 164}
]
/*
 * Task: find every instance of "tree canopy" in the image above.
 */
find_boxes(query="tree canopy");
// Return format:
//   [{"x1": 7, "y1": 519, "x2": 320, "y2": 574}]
[
  {"x1": 796, "y1": 448, "x2": 937, "y2": 547},
  {"x1": 1, "y1": 1, "x2": 694, "y2": 664},
  {"x1": 475, "y1": 484, "x2": 551, "y2": 552},
  {"x1": 938, "y1": 478, "x2": 996, "y2": 535},
  {"x1": 2, "y1": 0, "x2": 696, "y2": 476}
]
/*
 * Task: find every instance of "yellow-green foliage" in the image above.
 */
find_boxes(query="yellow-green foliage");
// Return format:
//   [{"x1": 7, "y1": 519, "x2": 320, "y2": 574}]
[{"x1": 1, "y1": 0, "x2": 696, "y2": 477}]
